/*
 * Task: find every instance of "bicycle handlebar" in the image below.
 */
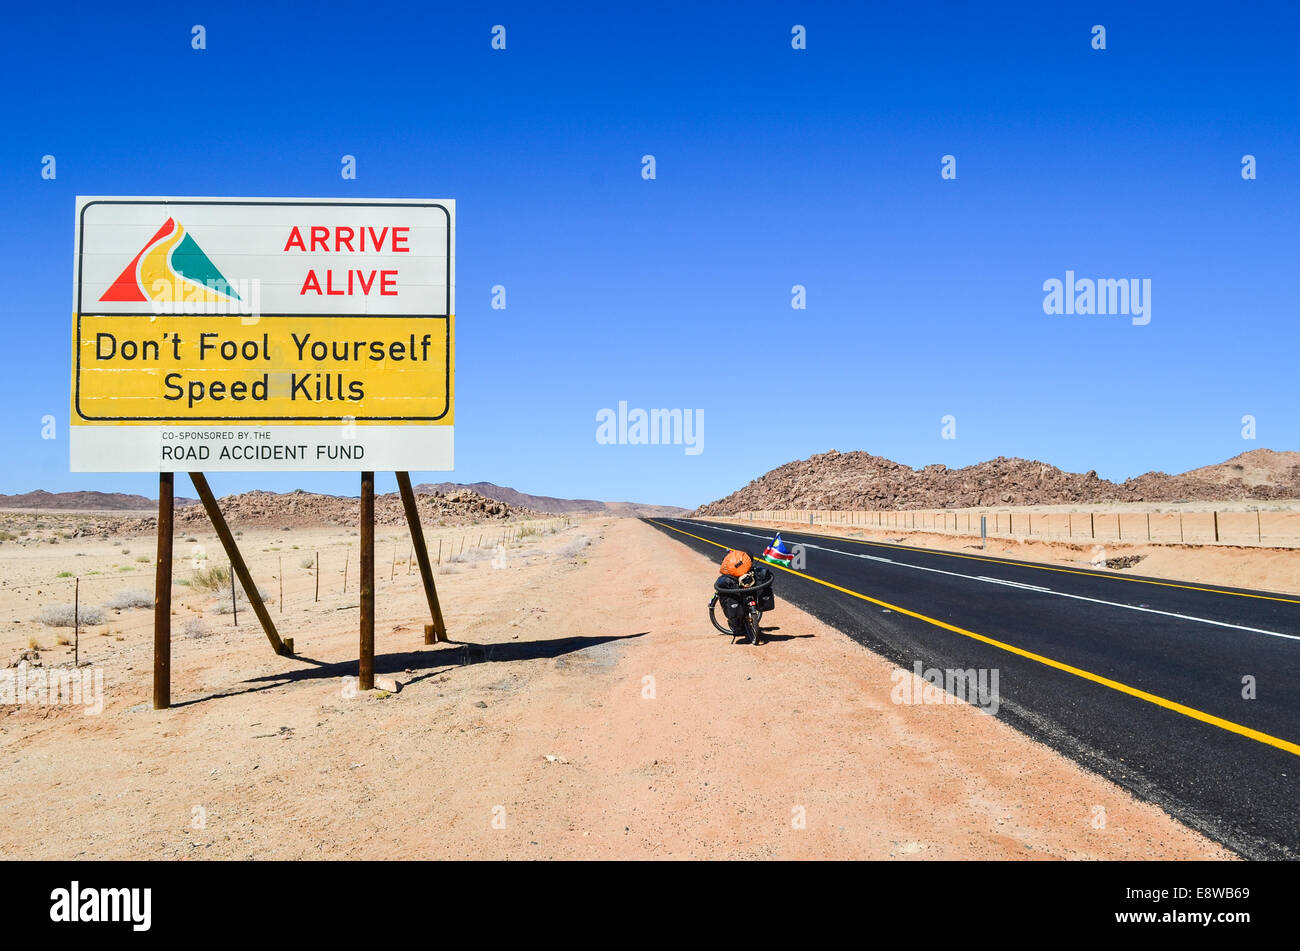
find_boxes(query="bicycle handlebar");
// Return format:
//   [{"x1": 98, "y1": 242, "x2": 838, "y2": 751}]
[{"x1": 714, "y1": 574, "x2": 773, "y2": 597}]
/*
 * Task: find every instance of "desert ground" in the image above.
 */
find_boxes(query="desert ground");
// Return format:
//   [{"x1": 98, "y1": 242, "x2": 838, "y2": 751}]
[{"x1": 0, "y1": 508, "x2": 1236, "y2": 860}]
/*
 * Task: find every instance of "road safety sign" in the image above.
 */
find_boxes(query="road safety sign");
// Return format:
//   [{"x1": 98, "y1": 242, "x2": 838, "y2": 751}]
[{"x1": 71, "y1": 197, "x2": 454, "y2": 472}]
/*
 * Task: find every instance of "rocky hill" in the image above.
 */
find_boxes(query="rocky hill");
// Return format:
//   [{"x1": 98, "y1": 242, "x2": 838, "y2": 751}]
[
  {"x1": 1176, "y1": 449, "x2": 1300, "y2": 490},
  {"x1": 415, "y1": 480, "x2": 687, "y2": 517},
  {"x1": 120, "y1": 487, "x2": 538, "y2": 532},
  {"x1": 693, "y1": 449, "x2": 1300, "y2": 515}
]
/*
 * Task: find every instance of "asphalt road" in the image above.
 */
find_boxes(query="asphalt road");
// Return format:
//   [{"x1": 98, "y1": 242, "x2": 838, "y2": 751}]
[{"x1": 646, "y1": 516, "x2": 1300, "y2": 859}]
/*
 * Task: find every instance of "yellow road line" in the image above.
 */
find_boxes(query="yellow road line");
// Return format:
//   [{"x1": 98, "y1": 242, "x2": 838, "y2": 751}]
[
  {"x1": 698, "y1": 517, "x2": 1300, "y2": 605},
  {"x1": 650, "y1": 518, "x2": 1300, "y2": 758}
]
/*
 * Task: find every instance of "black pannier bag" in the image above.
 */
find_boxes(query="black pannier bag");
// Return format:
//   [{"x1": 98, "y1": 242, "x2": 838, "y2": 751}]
[
  {"x1": 714, "y1": 574, "x2": 746, "y2": 619},
  {"x1": 753, "y1": 565, "x2": 776, "y2": 612}
]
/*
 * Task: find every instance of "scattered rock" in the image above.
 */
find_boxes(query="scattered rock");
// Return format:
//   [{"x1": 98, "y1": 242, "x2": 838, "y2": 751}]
[
  {"x1": 1104, "y1": 555, "x2": 1145, "y2": 570},
  {"x1": 7, "y1": 650, "x2": 40, "y2": 668}
]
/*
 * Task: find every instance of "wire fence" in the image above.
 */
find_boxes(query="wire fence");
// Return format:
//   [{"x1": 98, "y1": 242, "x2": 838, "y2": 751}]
[
  {"x1": 727, "y1": 508, "x2": 1300, "y2": 549},
  {"x1": 2, "y1": 515, "x2": 580, "y2": 634}
]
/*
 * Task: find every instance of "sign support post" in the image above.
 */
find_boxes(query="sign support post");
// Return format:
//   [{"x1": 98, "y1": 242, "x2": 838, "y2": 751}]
[
  {"x1": 189, "y1": 472, "x2": 287, "y2": 656},
  {"x1": 396, "y1": 471, "x2": 448, "y2": 643},
  {"x1": 153, "y1": 472, "x2": 174, "y2": 709},
  {"x1": 359, "y1": 471, "x2": 375, "y2": 691}
]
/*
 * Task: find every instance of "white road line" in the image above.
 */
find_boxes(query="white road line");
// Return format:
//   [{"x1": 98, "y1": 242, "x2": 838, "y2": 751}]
[
  {"x1": 675, "y1": 520, "x2": 1300, "y2": 643},
  {"x1": 976, "y1": 576, "x2": 1053, "y2": 593},
  {"x1": 996, "y1": 583, "x2": 1300, "y2": 641}
]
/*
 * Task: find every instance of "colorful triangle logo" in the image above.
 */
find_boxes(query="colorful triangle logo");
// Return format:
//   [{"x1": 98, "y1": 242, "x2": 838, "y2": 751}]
[{"x1": 100, "y1": 217, "x2": 241, "y2": 303}]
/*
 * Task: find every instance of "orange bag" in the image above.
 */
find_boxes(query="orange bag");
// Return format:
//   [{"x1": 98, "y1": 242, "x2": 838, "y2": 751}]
[{"x1": 719, "y1": 549, "x2": 752, "y2": 578}]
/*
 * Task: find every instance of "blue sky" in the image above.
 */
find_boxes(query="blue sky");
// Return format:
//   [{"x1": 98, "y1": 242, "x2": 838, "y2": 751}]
[{"x1": 2, "y1": 1, "x2": 1297, "y2": 507}]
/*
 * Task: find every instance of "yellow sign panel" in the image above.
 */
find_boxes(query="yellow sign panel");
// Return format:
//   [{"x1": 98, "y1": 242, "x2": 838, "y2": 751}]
[{"x1": 75, "y1": 314, "x2": 453, "y2": 424}]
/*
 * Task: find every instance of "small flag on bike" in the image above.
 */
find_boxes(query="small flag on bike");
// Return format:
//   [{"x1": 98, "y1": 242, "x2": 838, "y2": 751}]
[{"x1": 761, "y1": 534, "x2": 792, "y2": 567}]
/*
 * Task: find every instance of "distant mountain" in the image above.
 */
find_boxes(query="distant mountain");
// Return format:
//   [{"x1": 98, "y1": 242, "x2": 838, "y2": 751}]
[
  {"x1": 414, "y1": 481, "x2": 688, "y2": 518},
  {"x1": 693, "y1": 448, "x2": 1300, "y2": 514},
  {"x1": 0, "y1": 481, "x2": 686, "y2": 519},
  {"x1": 0, "y1": 489, "x2": 198, "y2": 511}
]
